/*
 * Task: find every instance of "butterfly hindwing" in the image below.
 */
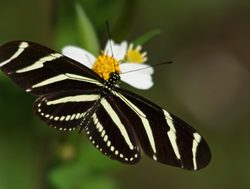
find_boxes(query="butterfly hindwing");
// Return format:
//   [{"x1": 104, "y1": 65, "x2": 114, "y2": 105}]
[
  {"x1": 85, "y1": 95, "x2": 141, "y2": 164},
  {"x1": 33, "y1": 89, "x2": 102, "y2": 131},
  {"x1": 113, "y1": 88, "x2": 211, "y2": 170},
  {"x1": 0, "y1": 41, "x2": 103, "y2": 96}
]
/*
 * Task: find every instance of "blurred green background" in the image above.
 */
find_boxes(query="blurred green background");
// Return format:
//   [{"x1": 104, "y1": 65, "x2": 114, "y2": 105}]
[{"x1": 1, "y1": 0, "x2": 250, "y2": 189}]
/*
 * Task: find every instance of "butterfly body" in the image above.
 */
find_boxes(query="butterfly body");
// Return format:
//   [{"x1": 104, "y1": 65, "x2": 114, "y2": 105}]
[
  {"x1": 103, "y1": 72, "x2": 120, "y2": 92},
  {"x1": 0, "y1": 41, "x2": 211, "y2": 170}
]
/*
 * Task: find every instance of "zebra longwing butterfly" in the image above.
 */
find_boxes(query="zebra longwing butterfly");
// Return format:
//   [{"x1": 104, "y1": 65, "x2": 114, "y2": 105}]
[{"x1": 0, "y1": 41, "x2": 211, "y2": 170}]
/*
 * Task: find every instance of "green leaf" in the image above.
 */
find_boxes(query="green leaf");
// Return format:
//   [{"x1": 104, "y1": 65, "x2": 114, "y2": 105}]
[
  {"x1": 49, "y1": 140, "x2": 120, "y2": 189},
  {"x1": 82, "y1": 177, "x2": 118, "y2": 189},
  {"x1": 133, "y1": 29, "x2": 162, "y2": 46},
  {"x1": 75, "y1": 3, "x2": 99, "y2": 55},
  {"x1": 77, "y1": 141, "x2": 119, "y2": 171},
  {"x1": 49, "y1": 162, "x2": 87, "y2": 189}
]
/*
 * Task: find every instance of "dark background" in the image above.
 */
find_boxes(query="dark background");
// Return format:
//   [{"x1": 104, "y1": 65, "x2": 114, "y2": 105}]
[{"x1": 0, "y1": 0, "x2": 250, "y2": 188}]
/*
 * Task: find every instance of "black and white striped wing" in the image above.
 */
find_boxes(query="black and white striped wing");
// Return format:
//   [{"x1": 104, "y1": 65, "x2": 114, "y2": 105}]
[
  {"x1": 0, "y1": 41, "x2": 103, "y2": 96},
  {"x1": 0, "y1": 41, "x2": 104, "y2": 131},
  {"x1": 85, "y1": 96, "x2": 141, "y2": 164},
  {"x1": 34, "y1": 88, "x2": 141, "y2": 160},
  {"x1": 33, "y1": 89, "x2": 102, "y2": 131},
  {"x1": 111, "y1": 88, "x2": 211, "y2": 170}
]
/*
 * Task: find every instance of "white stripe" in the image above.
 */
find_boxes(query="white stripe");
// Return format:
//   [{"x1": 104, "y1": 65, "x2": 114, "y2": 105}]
[
  {"x1": 51, "y1": 113, "x2": 83, "y2": 122},
  {"x1": 153, "y1": 155, "x2": 157, "y2": 161},
  {"x1": 32, "y1": 73, "x2": 103, "y2": 89},
  {"x1": 16, "y1": 53, "x2": 62, "y2": 73},
  {"x1": 0, "y1": 42, "x2": 29, "y2": 67},
  {"x1": 70, "y1": 114, "x2": 76, "y2": 120},
  {"x1": 46, "y1": 94, "x2": 99, "y2": 105},
  {"x1": 90, "y1": 113, "x2": 114, "y2": 151},
  {"x1": 60, "y1": 116, "x2": 65, "y2": 121},
  {"x1": 163, "y1": 110, "x2": 181, "y2": 160},
  {"x1": 32, "y1": 74, "x2": 68, "y2": 88},
  {"x1": 93, "y1": 113, "x2": 104, "y2": 133},
  {"x1": 65, "y1": 73, "x2": 103, "y2": 86},
  {"x1": 54, "y1": 116, "x2": 59, "y2": 121},
  {"x1": 101, "y1": 98, "x2": 134, "y2": 150},
  {"x1": 192, "y1": 132, "x2": 201, "y2": 170},
  {"x1": 65, "y1": 115, "x2": 71, "y2": 121},
  {"x1": 75, "y1": 113, "x2": 81, "y2": 119},
  {"x1": 114, "y1": 92, "x2": 156, "y2": 154},
  {"x1": 92, "y1": 113, "x2": 115, "y2": 152}
]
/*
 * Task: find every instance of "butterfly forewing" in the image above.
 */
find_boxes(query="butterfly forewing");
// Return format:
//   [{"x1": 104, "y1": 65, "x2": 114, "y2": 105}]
[
  {"x1": 113, "y1": 88, "x2": 211, "y2": 170},
  {"x1": 0, "y1": 41, "x2": 103, "y2": 96}
]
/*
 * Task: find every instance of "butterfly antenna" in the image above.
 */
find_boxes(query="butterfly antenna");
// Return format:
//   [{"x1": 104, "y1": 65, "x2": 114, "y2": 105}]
[
  {"x1": 105, "y1": 20, "x2": 116, "y2": 72},
  {"x1": 120, "y1": 61, "x2": 173, "y2": 75},
  {"x1": 101, "y1": 73, "x2": 105, "y2": 79}
]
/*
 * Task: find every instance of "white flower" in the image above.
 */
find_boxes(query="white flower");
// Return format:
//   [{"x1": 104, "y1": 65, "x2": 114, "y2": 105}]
[{"x1": 62, "y1": 40, "x2": 154, "y2": 90}]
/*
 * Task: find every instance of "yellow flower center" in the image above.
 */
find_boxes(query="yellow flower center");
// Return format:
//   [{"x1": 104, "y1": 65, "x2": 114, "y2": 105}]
[
  {"x1": 92, "y1": 52, "x2": 121, "y2": 80},
  {"x1": 125, "y1": 44, "x2": 147, "y2": 63}
]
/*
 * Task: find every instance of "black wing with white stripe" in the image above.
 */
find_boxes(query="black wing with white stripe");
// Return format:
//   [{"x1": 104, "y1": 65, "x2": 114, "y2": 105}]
[
  {"x1": 33, "y1": 89, "x2": 102, "y2": 131},
  {"x1": 0, "y1": 41, "x2": 211, "y2": 170},
  {"x1": 0, "y1": 41, "x2": 103, "y2": 96},
  {"x1": 85, "y1": 96, "x2": 141, "y2": 164},
  {"x1": 112, "y1": 88, "x2": 211, "y2": 170}
]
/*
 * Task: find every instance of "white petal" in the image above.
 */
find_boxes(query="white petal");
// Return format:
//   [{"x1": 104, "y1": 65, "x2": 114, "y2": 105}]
[
  {"x1": 104, "y1": 39, "x2": 114, "y2": 56},
  {"x1": 120, "y1": 63, "x2": 154, "y2": 75},
  {"x1": 104, "y1": 40, "x2": 127, "y2": 60},
  {"x1": 120, "y1": 72, "x2": 153, "y2": 90},
  {"x1": 62, "y1": 46, "x2": 96, "y2": 68}
]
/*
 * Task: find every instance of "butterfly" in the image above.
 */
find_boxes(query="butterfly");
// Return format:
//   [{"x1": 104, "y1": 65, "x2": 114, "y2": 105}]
[{"x1": 0, "y1": 41, "x2": 211, "y2": 170}]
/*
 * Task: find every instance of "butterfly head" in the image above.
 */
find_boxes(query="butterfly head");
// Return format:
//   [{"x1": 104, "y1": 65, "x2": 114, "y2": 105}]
[{"x1": 109, "y1": 71, "x2": 120, "y2": 83}]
